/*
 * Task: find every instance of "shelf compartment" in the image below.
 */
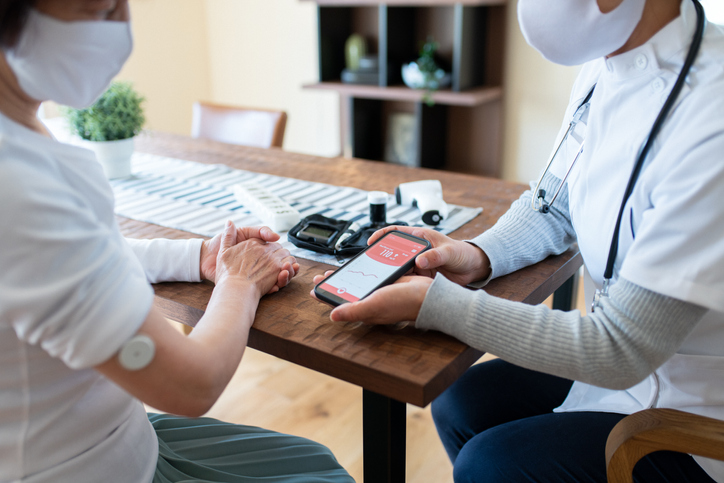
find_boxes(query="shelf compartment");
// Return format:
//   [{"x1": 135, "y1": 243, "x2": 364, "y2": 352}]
[
  {"x1": 343, "y1": 97, "x2": 501, "y2": 176},
  {"x1": 347, "y1": 99, "x2": 447, "y2": 169},
  {"x1": 383, "y1": 6, "x2": 455, "y2": 87},
  {"x1": 318, "y1": 6, "x2": 380, "y2": 83},
  {"x1": 303, "y1": 82, "x2": 502, "y2": 107},
  {"x1": 317, "y1": 3, "x2": 504, "y2": 90},
  {"x1": 309, "y1": 0, "x2": 506, "y2": 176}
]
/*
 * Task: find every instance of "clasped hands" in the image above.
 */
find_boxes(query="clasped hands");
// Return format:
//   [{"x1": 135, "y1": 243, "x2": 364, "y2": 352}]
[
  {"x1": 310, "y1": 226, "x2": 491, "y2": 326},
  {"x1": 200, "y1": 221, "x2": 300, "y2": 297}
]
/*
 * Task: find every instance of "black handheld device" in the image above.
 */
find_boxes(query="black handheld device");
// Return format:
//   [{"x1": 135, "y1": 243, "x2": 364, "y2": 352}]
[
  {"x1": 313, "y1": 230, "x2": 430, "y2": 307},
  {"x1": 295, "y1": 222, "x2": 339, "y2": 245}
]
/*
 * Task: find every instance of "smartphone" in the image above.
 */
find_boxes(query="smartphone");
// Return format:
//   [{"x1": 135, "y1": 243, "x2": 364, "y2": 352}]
[{"x1": 314, "y1": 230, "x2": 430, "y2": 306}]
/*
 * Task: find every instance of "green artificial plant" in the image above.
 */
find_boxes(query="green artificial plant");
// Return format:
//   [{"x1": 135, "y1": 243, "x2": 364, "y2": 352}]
[
  {"x1": 64, "y1": 81, "x2": 146, "y2": 142},
  {"x1": 413, "y1": 38, "x2": 448, "y2": 106}
]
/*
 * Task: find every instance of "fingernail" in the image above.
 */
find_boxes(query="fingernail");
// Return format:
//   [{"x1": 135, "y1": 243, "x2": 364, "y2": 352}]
[
  {"x1": 226, "y1": 220, "x2": 232, "y2": 229},
  {"x1": 418, "y1": 257, "x2": 428, "y2": 269}
]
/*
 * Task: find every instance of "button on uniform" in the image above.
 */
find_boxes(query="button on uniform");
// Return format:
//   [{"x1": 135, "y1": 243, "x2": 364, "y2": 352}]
[
  {"x1": 635, "y1": 53, "x2": 649, "y2": 70},
  {"x1": 652, "y1": 77, "x2": 666, "y2": 93}
]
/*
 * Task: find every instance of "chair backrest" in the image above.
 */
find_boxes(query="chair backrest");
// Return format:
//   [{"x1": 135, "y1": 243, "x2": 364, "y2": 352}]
[{"x1": 191, "y1": 101, "x2": 287, "y2": 149}]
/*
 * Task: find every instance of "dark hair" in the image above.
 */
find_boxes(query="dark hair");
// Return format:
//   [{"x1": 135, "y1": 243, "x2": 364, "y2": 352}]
[{"x1": 0, "y1": 0, "x2": 33, "y2": 49}]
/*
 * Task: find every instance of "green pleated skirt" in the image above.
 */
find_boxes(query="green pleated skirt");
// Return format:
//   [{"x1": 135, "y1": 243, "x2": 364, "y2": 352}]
[{"x1": 149, "y1": 413, "x2": 355, "y2": 483}]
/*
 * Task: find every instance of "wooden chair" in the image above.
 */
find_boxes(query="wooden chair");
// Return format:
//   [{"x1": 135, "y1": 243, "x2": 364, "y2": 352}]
[
  {"x1": 191, "y1": 101, "x2": 287, "y2": 148},
  {"x1": 606, "y1": 408, "x2": 724, "y2": 483}
]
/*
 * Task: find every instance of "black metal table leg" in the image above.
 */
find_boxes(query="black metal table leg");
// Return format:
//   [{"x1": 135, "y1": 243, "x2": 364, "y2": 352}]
[
  {"x1": 552, "y1": 272, "x2": 578, "y2": 311},
  {"x1": 363, "y1": 389, "x2": 406, "y2": 483}
]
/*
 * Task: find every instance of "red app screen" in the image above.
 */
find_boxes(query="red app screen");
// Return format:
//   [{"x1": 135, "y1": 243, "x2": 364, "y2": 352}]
[{"x1": 319, "y1": 234, "x2": 426, "y2": 302}]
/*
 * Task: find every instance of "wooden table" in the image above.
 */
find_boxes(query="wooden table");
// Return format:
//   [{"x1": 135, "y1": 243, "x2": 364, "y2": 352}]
[{"x1": 121, "y1": 132, "x2": 582, "y2": 483}]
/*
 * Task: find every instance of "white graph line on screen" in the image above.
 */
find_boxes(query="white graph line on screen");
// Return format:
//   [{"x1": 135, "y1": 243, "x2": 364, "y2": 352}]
[{"x1": 348, "y1": 271, "x2": 378, "y2": 278}]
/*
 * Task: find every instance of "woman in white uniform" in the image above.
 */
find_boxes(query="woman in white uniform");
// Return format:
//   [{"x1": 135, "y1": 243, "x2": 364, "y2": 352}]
[
  {"x1": 313, "y1": 0, "x2": 724, "y2": 481},
  {"x1": 0, "y1": 0, "x2": 353, "y2": 481}
]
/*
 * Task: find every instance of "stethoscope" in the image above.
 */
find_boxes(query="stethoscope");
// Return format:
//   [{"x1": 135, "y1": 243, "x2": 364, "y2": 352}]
[{"x1": 531, "y1": 0, "x2": 706, "y2": 312}]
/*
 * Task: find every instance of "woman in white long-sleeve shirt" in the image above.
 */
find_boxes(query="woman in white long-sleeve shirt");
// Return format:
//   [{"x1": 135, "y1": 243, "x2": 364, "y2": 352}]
[
  {"x1": 313, "y1": 0, "x2": 724, "y2": 481},
  {"x1": 0, "y1": 1, "x2": 353, "y2": 481}
]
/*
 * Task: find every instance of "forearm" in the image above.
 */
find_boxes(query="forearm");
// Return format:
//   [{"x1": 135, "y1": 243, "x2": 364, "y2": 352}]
[
  {"x1": 417, "y1": 275, "x2": 707, "y2": 389},
  {"x1": 470, "y1": 172, "x2": 576, "y2": 280},
  {"x1": 185, "y1": 279, "x2": 260, "y2": 400}
]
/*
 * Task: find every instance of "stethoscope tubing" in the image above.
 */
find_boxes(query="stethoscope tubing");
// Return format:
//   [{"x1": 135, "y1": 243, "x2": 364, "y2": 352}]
[
  {"x1": 601, "y1": 0, "x2": 706, "y2": 282},
  {"x1": 532, "y1": 88, "x2": 594, "y2": 213}
]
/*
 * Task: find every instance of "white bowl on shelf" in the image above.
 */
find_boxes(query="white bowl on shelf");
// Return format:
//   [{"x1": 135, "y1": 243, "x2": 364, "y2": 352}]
[{"x1": 401, "y1": 62, "x2": 451, "y2": 90}]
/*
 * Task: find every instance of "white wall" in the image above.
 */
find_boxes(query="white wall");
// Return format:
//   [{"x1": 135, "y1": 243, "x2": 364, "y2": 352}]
[
  {"x1": 203, "y1": 0, "x2": 341, "y2": 157},
  {"x1": 500, "y1": 0, "x2": 580, "y2": 183},
  {"x1": 115, "y1": 0, "x2": 211, "y2": 135}
]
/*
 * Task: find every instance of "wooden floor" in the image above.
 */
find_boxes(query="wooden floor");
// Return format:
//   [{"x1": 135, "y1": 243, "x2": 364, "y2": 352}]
[
  {"x1": 157, "y1": 276, "x2": 586, "y2": 482},
  {"x1": 200, "y1": 347, "x2": 499, "y2": 483}
]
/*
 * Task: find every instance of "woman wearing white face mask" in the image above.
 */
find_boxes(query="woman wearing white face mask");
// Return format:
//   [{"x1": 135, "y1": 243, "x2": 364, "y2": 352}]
[
  {"x1": 0, "y1": 1, "x2": 354, "y2": 482},
  {"x1": 311, "y1": 0, "x2": 724, "y2": 481}
]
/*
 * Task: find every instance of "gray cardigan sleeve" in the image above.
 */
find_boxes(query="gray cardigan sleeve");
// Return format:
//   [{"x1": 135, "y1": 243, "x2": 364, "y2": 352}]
[
  {"x1": 470, "y1": 171, "x2": 577, "y2": 280},
  {"x1": 416, "y1": 275, "x2": 706, "y2": 389}
]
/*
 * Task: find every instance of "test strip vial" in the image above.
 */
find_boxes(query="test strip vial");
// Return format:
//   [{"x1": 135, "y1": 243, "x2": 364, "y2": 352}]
[{"x1": 368, "y1": 191, "x2": 388, "y2": 226}]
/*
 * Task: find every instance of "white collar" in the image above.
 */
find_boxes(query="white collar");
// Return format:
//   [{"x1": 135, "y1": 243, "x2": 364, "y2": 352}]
[{"x1": 603, "y1": 0, "x2": 701, "y2": 81}]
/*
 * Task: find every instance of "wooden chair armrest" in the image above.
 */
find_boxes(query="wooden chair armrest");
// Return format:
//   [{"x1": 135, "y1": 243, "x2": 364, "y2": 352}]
[{"x1": 606, "y1": 408, "x2": 724, "y2": 483}]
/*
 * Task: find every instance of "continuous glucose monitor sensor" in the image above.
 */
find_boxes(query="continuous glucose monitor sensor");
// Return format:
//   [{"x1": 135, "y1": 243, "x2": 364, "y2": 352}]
[{"x1": 118, "y1": 334, "x2": 155, "y2": 371}]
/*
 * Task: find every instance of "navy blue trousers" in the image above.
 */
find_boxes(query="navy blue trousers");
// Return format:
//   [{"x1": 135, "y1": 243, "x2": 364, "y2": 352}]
[{"x1": 431, "y1": 359, "x2": 715, "y2": 483}]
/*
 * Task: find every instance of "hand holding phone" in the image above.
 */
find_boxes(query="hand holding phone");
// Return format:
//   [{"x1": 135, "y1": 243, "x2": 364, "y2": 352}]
[{"x1": 313, "y1": 231, "x2": 430, "y2": 306}]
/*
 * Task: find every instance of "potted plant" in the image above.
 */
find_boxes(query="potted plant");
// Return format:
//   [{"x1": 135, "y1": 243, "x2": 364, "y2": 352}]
[
  {"x1": 401, "y1": 37, "x2": 451, "y2": 106},
  {"x1": 63, "y1": 81, "x2": 146, "y2": 179}
]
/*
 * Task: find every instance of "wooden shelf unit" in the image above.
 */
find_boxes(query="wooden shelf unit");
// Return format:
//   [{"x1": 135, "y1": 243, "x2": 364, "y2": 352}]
[{"x1": 306, "y1": 0, "x2": 507, "y2": 176}]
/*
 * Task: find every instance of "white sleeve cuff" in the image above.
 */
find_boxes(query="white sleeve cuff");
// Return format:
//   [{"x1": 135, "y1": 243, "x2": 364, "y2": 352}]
[{"x1": 125, "y1": 238, "x2": 204, "y2": 283}]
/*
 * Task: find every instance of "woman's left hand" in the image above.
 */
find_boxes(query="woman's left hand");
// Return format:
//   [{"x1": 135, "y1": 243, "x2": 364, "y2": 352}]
[
  {"x1": 201, "y1": 226, "x2": 298, "y2": 290},
  {"x1": 311, "y1": 271, "x2": 433, "y2": 325}
]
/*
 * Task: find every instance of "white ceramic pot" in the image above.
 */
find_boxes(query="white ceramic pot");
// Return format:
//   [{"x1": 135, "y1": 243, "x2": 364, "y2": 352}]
[
  {"x1": 84, "y1": 137, "x2": 134, "y2": 179},
  {"x1": 401, "y1": 62, "x2": 451, "y2": 90}
]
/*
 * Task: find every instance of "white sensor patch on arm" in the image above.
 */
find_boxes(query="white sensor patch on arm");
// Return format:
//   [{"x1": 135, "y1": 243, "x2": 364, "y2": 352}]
[{"x1": 118, "y1": 334, "x2": 155, "y2": 371}]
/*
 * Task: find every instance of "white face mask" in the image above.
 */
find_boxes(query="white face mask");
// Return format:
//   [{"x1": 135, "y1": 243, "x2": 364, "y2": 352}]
[
  {"x1": 4, "y1": 9, "x2": 133, "y2": 109},
  {"x1": 518, "y1": 0, "x2": 646, "y2": 66}
]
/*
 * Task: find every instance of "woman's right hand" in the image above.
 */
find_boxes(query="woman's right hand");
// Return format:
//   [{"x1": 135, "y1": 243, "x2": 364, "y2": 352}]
[
  {"x1": 214, "y1": 220, "x2": 297, "y2": 297},
  {"x1": 367, "y1": 225, "x2": 491, "y2": 286}
]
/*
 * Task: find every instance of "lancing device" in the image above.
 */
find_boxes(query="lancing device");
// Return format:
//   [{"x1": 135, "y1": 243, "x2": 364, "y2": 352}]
[{"x1": 334, "y1": 221, "x2": 361, "y2": 250}]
